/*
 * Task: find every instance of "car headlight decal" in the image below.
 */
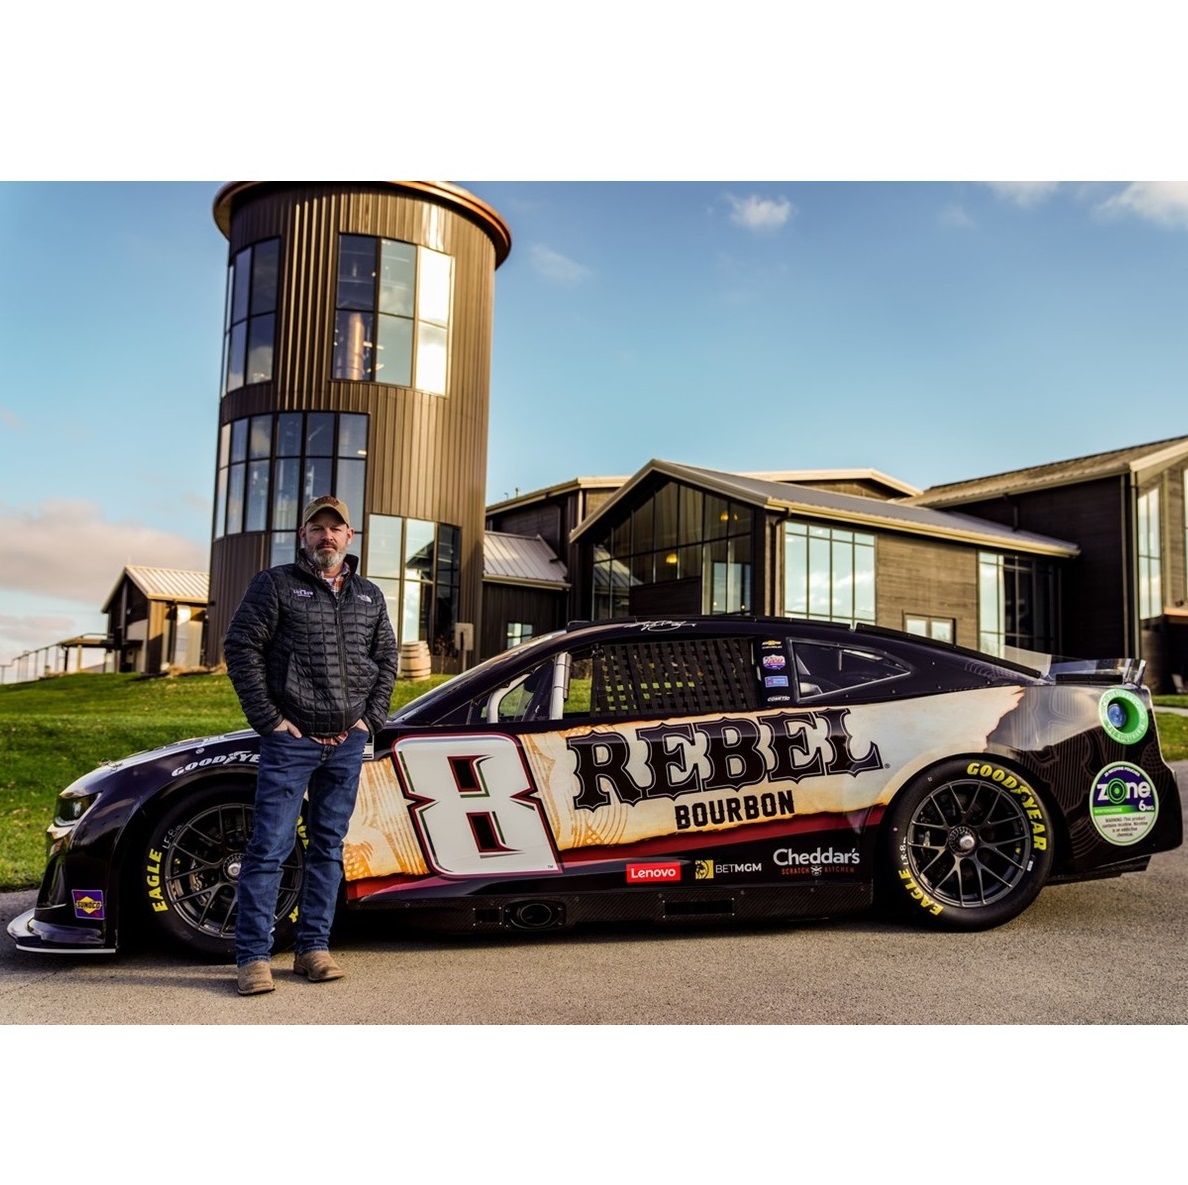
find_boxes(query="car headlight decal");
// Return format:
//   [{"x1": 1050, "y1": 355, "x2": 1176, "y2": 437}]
[
  {"x1": 54, "y1": 791, "x2": 100, "y2": 826},
  {"x1": 1098, "y1": 688, "x2": 1149, "y2": 745}
]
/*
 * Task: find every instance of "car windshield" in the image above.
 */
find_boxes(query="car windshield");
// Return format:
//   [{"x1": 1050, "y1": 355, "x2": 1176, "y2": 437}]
[{"x1": 390, "y1": 629, "x2": 569, "y2": 724}]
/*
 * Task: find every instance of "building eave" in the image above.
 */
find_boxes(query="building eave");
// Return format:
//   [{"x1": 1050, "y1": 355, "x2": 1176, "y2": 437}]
[{"x1": 212, "y1": 181, "x2": 513, "y2": 266}]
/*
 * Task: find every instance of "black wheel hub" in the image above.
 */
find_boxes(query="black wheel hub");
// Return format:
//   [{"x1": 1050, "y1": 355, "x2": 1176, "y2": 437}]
[
  {"x1": 905, "y1": 778, "x2": 1031, "y2": 908},
  {"x1": 161, "y1": 803, "x2": 301, "y2": 939}
]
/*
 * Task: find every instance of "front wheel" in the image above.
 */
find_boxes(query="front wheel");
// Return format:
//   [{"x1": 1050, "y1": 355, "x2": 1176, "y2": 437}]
[
  {"x1": 140, "y1": 782, "x2": 304, "y2": 960},
  {"x1": 878, "y1": 758, "x2": 1054, "y2": 930}
]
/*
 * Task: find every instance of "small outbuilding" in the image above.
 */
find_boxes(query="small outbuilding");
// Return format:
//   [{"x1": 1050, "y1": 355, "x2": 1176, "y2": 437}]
[{"x1": 102, "y1": 567, "x2": 210, "y2": 675}]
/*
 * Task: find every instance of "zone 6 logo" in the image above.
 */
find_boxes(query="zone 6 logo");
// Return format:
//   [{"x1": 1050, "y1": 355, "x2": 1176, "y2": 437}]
[{"x1": 393, "y1": 734, "x2": 561, "y2": 876}]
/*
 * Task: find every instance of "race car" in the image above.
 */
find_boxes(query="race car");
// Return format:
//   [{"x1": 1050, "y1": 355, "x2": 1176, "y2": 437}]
[{"x1": 9, "y1": 615, "x2": 1182, "y2": 958}]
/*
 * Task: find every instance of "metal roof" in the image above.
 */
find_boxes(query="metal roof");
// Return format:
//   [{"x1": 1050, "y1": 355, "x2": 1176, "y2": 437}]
[
  {"x1": 483, "y1": 533, "x2": 570, "y2": 588},
  {"x1": 486, "y1": 475, "x2": 629, "y2": 514},
  {"x1": 739, "y1": 468, "x2": 922, "y2": 498},
  {"x1": 570, "y1": 459, "x2": 1080, "y2": 558},
  {"x1": 103, "y1": 567, "x2": 210, "y2": 612},
  {"x1": 907, "y1": 434, "x2": 1188, "y2": 508}
]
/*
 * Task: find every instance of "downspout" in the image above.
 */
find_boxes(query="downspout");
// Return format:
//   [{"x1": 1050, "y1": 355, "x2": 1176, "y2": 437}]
[
  {"x1": 770, "y1": 511, "x2": 792, "y2": 617},
  {"x1": 1123, "y1": 471, "x2": 1139, "y2": 658}
]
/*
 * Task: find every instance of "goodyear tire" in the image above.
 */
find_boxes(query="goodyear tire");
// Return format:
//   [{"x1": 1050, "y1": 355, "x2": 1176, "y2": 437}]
[
  {"x1": 878, "y1": 757, "x2": 1054, "y2": 930},
  {"x1": 141, "y1": 782, "x2": 304, "y2": 961}
]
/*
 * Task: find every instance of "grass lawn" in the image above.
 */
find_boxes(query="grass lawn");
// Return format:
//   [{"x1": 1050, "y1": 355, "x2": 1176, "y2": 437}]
[
  {"x1": 2, "y1": 676, "x2": 1186, "y2": 893},
  {"x1": 0, "y1": 671, "x2": 450, "y2": 892}
]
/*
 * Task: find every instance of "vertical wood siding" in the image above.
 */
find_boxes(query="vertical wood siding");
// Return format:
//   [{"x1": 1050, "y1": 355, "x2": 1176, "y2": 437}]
[{"x1": 208, "y1": 183, "x2": 505, "y2": 663}]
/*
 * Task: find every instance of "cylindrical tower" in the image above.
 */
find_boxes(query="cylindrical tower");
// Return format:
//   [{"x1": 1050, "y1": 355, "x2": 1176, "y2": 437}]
[{"x1": 205, "y1": 182, "x2": 511, "y2": 669}]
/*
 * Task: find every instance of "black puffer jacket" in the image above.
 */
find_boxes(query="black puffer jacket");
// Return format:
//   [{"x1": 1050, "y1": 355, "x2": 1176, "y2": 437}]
[{"x1": 224, "y1": 553, "x2": 398, "y2": 739}]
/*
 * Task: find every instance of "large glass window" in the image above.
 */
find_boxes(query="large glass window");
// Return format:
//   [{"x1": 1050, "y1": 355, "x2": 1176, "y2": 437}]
[
  {"x1": 1137, "y1": 487, "x2": 1162, "y2": 620},
  {"x1": 332, "y1": 235, "x2": 453, "y2": 395},
  {"x1": 784, "y1": 522, "x2": 875, "y2": 624},
  {"x1": 213, "y1": 412, "x2": 369, "y2": 566},
  {"x1": 978, "y1": 552, "x2": 1058, "y2": 656},
  {"x1": 904, "y1": 615, "x2": 954, "y2": 643},
  {"x1": 367, "y1": 515, "x2": 461, "y2": 654},
  {"x1": 222, "y1": 238, "x2": 279, "y2": 394},
  {"x1": 589, "y1": 480, "x2": 752, "y2": 619}
]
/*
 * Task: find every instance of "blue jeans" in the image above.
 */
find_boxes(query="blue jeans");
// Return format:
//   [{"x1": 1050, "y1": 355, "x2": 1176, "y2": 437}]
[{"x1": 235, "y1": 728, "x2": 367, "y2": 966}]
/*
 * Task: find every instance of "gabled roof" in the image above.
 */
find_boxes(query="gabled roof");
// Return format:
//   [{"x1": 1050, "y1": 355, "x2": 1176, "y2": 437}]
[
  {"x1": 740, "y1": 468, "x2": 921, "y2": 498},
  {"x1": 102, "y1": 567, "x2": 210, "y2": 613},
  {"x1": 486, "y1": 475, "x2": 629, "y2": 515},
  {"x1": 907, "y1": 434, "x2": 1188, "y2": 509},
  {"x1": 483, "y1": 533, "x2": 570, "y2": 589},
  {"x1": 570, "y1": 460, "x2": 1080, "y2": 558}
]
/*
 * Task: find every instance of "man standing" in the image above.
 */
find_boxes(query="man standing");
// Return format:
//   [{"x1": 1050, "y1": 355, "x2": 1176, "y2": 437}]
[{"x1": 224, "y1": 495, "x2": 397, "y2": 996}]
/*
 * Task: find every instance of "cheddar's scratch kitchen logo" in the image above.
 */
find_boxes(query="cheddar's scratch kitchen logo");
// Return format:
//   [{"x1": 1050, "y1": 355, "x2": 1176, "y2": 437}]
[
  {"x1": 562, "y1": 708, "x2": 882, "y2": 832},
  {"x1": 774, "y1": 845, "x2": 861, "y2": 876}
]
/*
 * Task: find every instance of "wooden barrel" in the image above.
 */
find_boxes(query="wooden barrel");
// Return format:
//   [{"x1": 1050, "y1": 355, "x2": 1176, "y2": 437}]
[{"x1": 398, "y1": 640, "x2": 432, "y2": 680}]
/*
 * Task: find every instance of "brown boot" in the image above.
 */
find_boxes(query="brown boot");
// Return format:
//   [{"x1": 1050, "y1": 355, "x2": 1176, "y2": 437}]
[
  {"x1": 237, "y1": 960, "x2": 275, "y2": 995},
  {"x1": 293, "y1": 950, "x2": 345, "y2": 982}
]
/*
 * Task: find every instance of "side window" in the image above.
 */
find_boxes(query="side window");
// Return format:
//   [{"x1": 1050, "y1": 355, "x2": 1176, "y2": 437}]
[
  {"x1": 589, "y1": 635, "x2": 759, "y2": 719},
  {"x1": 466, "y1": 634, "x2": 763, "y2": 725},
  {"x1": 793, "y1": 642, "x2": 911, "y2": 700}
]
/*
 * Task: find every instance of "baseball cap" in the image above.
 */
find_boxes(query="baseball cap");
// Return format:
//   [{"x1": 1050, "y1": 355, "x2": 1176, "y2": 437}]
[{"x1": 301, "y1": 495, "x2": 351, "y2": 527}]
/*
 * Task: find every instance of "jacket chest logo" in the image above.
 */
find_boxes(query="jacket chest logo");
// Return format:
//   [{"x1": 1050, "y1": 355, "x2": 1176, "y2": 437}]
[{"x1": 292, "y1": 589, "x2": 314, "y2": 598}]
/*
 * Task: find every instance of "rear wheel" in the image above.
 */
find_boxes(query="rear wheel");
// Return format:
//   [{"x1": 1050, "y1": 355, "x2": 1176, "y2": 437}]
[
  {"x1": 140, "y1": 783, "x2": 304, "y2": 960},
  {"x1": 879, "y1": 758, "x2": 1054, "y2": 930}
]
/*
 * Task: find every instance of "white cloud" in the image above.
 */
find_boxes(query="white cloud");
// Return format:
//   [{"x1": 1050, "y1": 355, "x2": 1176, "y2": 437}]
[
  {"x1": 724, "y1": 193, "x2": 794, "y2": 232},
  {"x1": 0, "y1": 498, "x2": 208, "y2": 604},
  {"x1": 940, "y1": 204, "x2": 976, "y2": 229},
  {"x1": 983, "y1": 182, "x2": 1060, "y2": 207},
  {"x1": 528, "y1": 243, "x2": 592, "y2": 284},
  {"x1": 1097, "y1": 182, "x2": 1188, "y2": 227}
]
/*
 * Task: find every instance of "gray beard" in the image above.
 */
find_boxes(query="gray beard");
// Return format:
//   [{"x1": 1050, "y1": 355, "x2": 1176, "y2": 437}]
[{"x1": 305, "y1": 542, "x2": 346, "y2": 571}]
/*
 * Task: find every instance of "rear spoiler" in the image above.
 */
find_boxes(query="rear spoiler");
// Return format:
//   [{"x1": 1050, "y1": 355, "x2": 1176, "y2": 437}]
[
  {"x1": 1001, "y1": 646, "x2": 1146, "y2": 687},
  {"x1": 1043, "y1": 657, "x2": 1146, "y2": 687}
]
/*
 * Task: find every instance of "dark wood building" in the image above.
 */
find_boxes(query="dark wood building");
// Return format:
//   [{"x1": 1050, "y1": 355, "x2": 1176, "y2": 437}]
[
  {"x1": 910, "y1": 435, "x2": 1188, "y2": 691},
  {"x1": 205, "y1": 182, "x2": 511, "y2": 667},
  {"x1": 482, "y1": 461, "x2": 1081, "y2": 666}
]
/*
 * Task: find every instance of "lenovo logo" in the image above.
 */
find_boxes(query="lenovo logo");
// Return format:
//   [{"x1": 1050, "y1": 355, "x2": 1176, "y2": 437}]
[{"x1": 626, "y1": 862, "x2": 681, "y2": 884}]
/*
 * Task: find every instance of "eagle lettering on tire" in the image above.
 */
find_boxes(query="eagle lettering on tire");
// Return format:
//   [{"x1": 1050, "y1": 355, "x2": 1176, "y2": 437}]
[
  {"x1": 140, "y1": 783, "x2": 305, "y2": 960},
  {"x1": 878, "y1": 758, "x2": 1055, "y2": 930}
]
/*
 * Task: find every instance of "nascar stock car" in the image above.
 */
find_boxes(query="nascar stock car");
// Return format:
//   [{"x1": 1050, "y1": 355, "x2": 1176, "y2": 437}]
[{"x1": 8, "y1": 615, "x2": 1183, "y2": 958}]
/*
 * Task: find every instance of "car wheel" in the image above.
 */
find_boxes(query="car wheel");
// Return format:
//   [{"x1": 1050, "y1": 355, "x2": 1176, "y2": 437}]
[
  {"x1": 141, "y1": 783, "x2": 304, "y2": 960},
  {"x1": 879, "y1": 757, "x2": 1054, "y2": 930}
]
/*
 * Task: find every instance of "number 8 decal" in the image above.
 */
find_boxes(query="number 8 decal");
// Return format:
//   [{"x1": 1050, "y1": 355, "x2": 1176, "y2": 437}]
[{"x1": 394, "y1": 734, "x2": 561, "y2": 876}]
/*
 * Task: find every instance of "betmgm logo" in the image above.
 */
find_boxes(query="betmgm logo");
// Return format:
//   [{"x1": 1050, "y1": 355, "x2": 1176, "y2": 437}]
[{"x1": 694, "y1": 859, "x2": 714, "y2": 880}]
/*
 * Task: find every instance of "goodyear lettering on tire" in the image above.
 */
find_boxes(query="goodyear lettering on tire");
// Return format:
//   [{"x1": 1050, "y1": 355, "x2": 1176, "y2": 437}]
[{"x1": 964, "y1": 760, "x2": 1047, "y2": 850}]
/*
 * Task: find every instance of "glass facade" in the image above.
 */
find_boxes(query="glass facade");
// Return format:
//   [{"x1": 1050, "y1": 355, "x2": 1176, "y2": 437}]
[
  {"x1": 590, "y1": 481, "x2": 752, "y2": 618},
  {"x1": 1137, "y1": 487, "x2": 1162, "y2": 620},
  {"x1": 978, "y1": 552, "x2": 1058, "y2": 656},
  {"x1": 784, "y1": 522, "x2": 875, "y2": 623},
  {"x1": 367, "y1": 514, "x2": 461, "y2": 653},
  {"x1": 332, "y1": 234, "x2": 453, "y2": 395},
  {"x1": 214, "y1": 412, "x2": 369, "y2": 566},
  {"x1": 222, "y1": 238, "x2": 280, "y2": 394}
]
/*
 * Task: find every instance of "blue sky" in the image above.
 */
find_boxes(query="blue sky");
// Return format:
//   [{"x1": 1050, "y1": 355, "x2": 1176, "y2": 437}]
[{"x1": 2, "y1": 179, "x2": 1187, "y2": 670}]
